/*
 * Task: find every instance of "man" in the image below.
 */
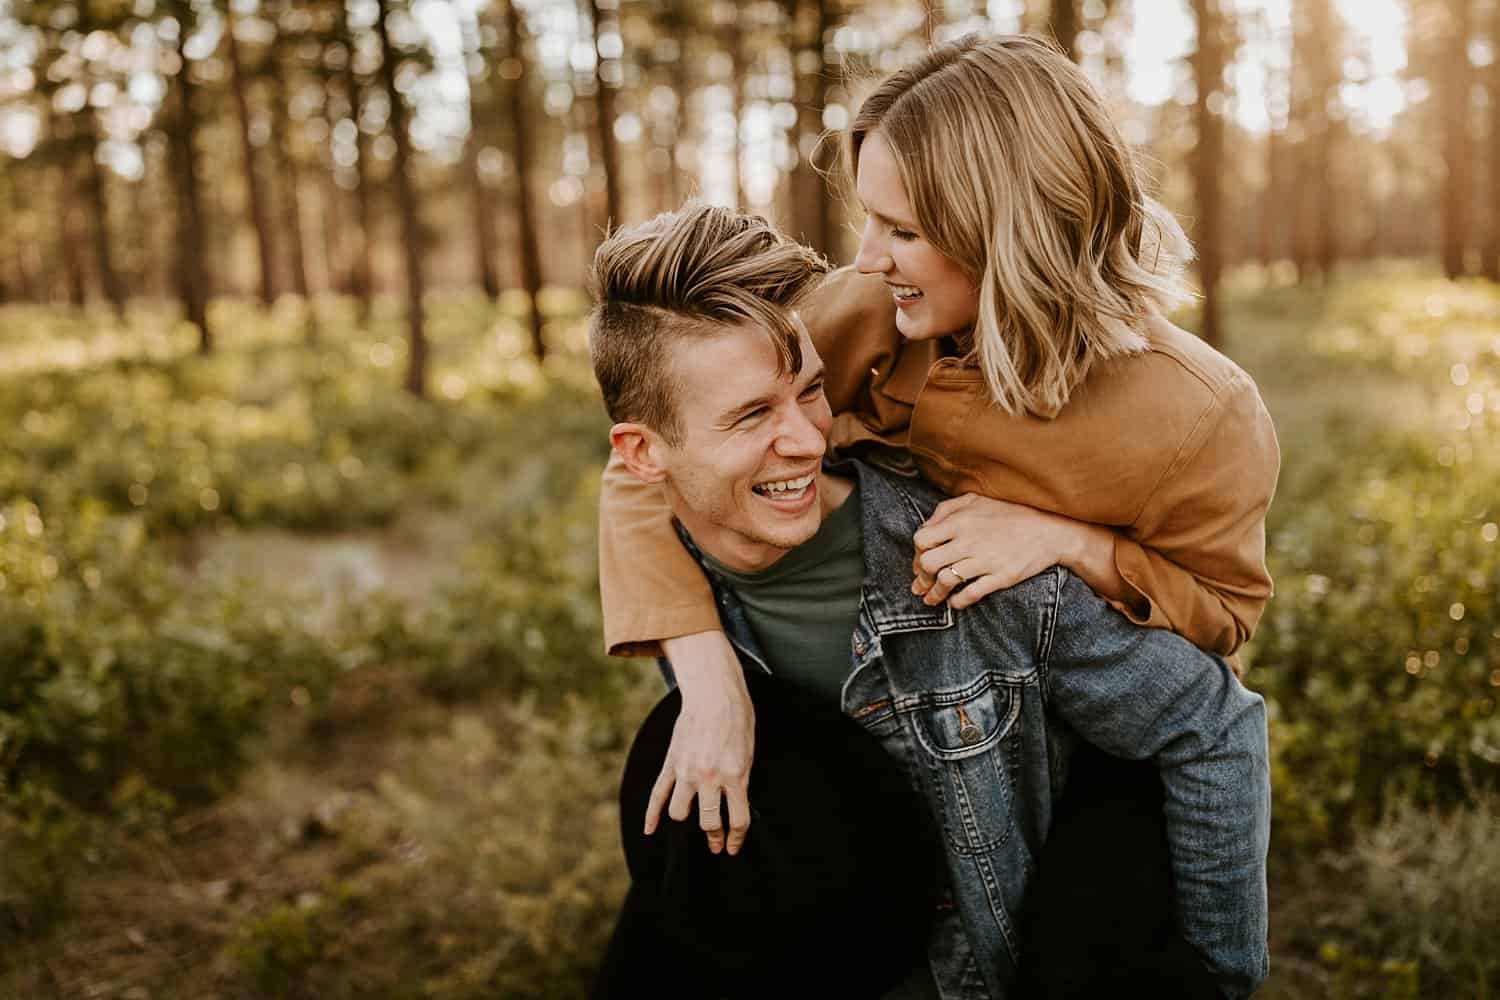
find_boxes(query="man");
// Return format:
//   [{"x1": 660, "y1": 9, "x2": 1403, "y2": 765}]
[{"x1": 589, "y1": 203, "x2": 1270, "y2": 999}]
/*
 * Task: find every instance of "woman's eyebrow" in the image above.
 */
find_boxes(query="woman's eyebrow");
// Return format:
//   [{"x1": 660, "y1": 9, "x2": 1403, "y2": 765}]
[{"x1": 858, "y1": 199, "x2": 916, "y2": 231}]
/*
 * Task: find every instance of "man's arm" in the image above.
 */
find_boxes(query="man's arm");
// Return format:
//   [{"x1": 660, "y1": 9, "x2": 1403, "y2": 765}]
[{"x1": 1039, "y1": 569, "x2": 1270, "y2": 998}]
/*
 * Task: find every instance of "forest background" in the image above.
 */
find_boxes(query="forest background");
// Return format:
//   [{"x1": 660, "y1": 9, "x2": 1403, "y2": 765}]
[{"x1": 1, "y1": 0, "x2": 1498, "y2": 997}]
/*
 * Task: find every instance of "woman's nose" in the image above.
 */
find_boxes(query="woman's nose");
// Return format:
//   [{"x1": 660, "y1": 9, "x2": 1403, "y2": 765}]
[{"x1": 854, "y1": 219, "x2": 892, "y2": 274}]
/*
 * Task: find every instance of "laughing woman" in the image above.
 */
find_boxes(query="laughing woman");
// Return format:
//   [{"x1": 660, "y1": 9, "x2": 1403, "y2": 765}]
[{"x1": 595, "y1": 30, "x2": 1277, "y2": 990}]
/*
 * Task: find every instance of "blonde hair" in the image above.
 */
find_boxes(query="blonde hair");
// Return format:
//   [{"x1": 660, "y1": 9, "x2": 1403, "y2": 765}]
[
  {"x1": 844, "y1": 34, "x2": 1195, "y2": 418},
  {"x1": 589, "y1": 202, "x2": 832, "y2": 444}
]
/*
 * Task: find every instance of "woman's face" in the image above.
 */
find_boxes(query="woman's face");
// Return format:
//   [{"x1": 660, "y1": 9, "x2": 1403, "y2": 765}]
[{"x1": 853, "y1": 129, "x2": 980, "y2": 342}]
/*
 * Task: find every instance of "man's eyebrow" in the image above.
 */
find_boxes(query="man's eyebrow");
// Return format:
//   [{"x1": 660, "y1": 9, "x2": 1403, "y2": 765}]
[{"x1": 716, "y1": 363, "x2": 827, "y2": 425}]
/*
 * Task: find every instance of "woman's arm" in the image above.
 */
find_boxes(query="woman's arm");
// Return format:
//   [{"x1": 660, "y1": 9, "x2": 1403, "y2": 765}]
[
  {"x1": 597, "y1": 451, "x2": 720, "y2": 657},
  {"x1": 912, "y1": 369, "x2": 1278, "y2": 661},
  {"x1": 1107, "y1": 371, "x2": 1280, "y2": 657}
]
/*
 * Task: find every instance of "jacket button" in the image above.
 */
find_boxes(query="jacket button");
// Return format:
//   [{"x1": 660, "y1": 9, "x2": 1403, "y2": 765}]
[
  {"x1": 853, "y1": 642, "x2": 866, "y2": 655},
  {"x1": 959, "y1": 723, "x2": 982, "y2": 745}
]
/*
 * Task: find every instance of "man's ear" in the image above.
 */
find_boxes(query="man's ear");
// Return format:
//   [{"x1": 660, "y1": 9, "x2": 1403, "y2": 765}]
[{"x1": 609, "y1": 423, "x2": 669, "y2": 484}]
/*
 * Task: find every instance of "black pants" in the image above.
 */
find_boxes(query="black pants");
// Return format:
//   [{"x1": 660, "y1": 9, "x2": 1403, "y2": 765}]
[
  {"x1": 1015, "y1": 741, "x2": 1225, "y2": 998},
  {"x1": 595, "y1": 743, "x2": 1227, "y2": 999}
]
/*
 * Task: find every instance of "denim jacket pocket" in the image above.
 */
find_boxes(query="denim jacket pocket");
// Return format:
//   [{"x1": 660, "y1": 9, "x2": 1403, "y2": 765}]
[{"x1": 909, "y1": 675, "x2": 1023, "y2": 856}]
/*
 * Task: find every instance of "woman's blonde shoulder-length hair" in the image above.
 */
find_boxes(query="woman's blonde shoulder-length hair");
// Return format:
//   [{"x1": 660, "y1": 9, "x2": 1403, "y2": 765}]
[{"x1": 843, "y1": 33, "x2": 1196, "y2": 419}]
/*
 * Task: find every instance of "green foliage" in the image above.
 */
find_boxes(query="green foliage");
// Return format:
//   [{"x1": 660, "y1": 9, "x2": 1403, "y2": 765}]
[{"x1": 1231, "y1": 271, "x2": 1500, "y2": 855}]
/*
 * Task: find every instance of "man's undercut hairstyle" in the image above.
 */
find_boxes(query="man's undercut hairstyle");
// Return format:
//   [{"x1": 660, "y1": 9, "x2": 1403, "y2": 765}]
[{"x1": 589, "y1": 202, "x2": 832, "y2": 445}]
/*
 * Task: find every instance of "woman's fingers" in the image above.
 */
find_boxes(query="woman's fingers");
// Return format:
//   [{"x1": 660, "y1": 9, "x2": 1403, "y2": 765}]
[
  {"x1": 948, "y1": 572, "x2": 1008, "y2": 610},
  {"x1": 913, "y1": 510, "x2": 962, "y2": 552},
  {"x1": 922, "y1": 560, "x2": 972, "y2": 605}
]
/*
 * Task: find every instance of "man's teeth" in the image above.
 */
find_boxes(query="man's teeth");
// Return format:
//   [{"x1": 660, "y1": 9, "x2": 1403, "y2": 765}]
[
  {"x1": 893, "y1": 285, "x2": 922, "y2": 300},
  {"x1": 754, "y1": 474, "x2": 814, "y2": 497}
]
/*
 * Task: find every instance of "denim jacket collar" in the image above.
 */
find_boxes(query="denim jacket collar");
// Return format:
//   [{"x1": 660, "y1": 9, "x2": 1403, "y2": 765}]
[{"x1": 833, "y1": 457, "x2": 953, "y2": 636}]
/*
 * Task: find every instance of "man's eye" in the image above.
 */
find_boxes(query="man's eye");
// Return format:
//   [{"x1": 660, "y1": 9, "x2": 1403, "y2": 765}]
[
  {"x1": 736, "y1": 408, "x2": 768, "y2": 426},
  {"x1": 800, "y1": 381, "x2": 826, "y2": 400}
]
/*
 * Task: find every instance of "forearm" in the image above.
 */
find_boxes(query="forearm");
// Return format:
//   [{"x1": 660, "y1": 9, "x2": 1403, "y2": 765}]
[
  {"x1": 662, "y1": 630, "x2": 747, "y2": 701},
  {"x1": 1062, "y1": 521, "x2": 1135, "y2": 611}
]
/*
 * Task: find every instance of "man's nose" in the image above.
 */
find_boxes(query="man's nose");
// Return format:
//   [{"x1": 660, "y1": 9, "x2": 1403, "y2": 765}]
[
  {"x1": 854, "y1": 218, "x2": 891, "y2": 274},
  {"x1": 774, "y1": 404, "x2": 827, "y2": 458}
]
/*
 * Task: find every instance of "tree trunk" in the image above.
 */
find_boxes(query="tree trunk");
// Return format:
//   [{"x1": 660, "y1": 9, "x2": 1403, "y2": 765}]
[
  {"x1": 168, "y1": 5, "x2": 211, "y2": 352},
  {"x1": 590, "y1": 0, "x2": 623, "y2": 225},
  {"x1": 461, "y1": 14, "x2": 501, "y2": 300},
  {"x1": 269, "y1": 66, "x2": 316, "y2": 339},
  {"x1": 319, "y1": 82, "x2": 348, "y2": 295},
  {"x1": 1441, "y1": 0, "x2": 1473, "y2": 280},
  {"x1": 1190, "y1": 0, "x2": 1224, "y2": 348},
  {"x1": 374, "y1": 0, "x2": 428, "y2": 397},
  {"x1": 1050, "y1": 0, "x2": 1080, "y2": 60},
  {"x1": 79, "y1": 113, "x2": 128, "y2": 323},
  {"x1": 666, "y1": 0, "x2": 689, "y2": 208},
  {"x1": 226, "y1": 9, "x2": 276, "y2": 307},
  {"x1": 1487, "y1": 0, "x2": 1500, "y2": 280},
  {"x1": 1258, "y1": 127, "x2": 1280, "y2": 269},
  {"x1": 791, "y1": 0, "x2": 834, "y2": 256},
  {"x1": 503, "y1": 0, "x2": 546, "y2": 361},
  {"x1": 56, "y1": 159, "x2": 88, "y2": 308},
  {"x1": 727, "y1": 7, "x2": 747, "y2": 210},
  {"x1": 338, "y1": 2, "x2": 376, "y2": 325}
]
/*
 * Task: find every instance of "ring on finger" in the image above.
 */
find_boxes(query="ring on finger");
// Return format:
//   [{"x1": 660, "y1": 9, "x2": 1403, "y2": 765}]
[{"x1": 942, "y1": 564, "x2": 966, "y2": 584}]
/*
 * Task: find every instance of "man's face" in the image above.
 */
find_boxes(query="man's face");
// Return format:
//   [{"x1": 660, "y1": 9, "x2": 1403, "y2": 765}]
[{"x1": 654, "y1": 321, "x2": 832, "y2": 572}]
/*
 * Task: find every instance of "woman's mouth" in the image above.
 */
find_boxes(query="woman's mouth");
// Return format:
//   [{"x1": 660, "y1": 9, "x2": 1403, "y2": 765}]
[{"x1": 890, "y1": 284, "x2": 923, "y2": 307}]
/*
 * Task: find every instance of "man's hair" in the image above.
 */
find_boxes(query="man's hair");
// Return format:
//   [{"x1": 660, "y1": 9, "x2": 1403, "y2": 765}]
[
  {"x1": 589, "y1": 202, "x2": 832, "y2": 444},
  {"x1": 844, "y1": 34, "x2": 1196, "y2": 419}
]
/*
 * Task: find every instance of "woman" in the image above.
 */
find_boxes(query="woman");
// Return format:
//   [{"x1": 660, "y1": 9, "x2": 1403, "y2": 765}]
[{"x1": 596, "y1": 31, "x2": 1277, "y2": 987}]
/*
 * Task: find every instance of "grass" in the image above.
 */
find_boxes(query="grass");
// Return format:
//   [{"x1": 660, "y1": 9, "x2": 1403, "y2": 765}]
[{"x1": 3, "y1": 263, "x2": 1500, "y2": 996}]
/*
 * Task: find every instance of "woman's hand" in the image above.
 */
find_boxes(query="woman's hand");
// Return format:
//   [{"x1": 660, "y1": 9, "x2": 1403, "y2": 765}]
[{"x1": 912, "y1": 494, "x2": 1128, "y2": 609}]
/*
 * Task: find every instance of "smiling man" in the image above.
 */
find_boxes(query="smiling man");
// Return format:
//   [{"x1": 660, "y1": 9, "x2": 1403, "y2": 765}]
[{"x1": 589, "y1": 203, "x2": 1269, "y2": 999}]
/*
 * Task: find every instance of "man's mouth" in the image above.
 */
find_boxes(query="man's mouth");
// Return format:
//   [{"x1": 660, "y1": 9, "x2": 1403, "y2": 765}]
[
  {"x1": 752, "y1": 473, "x2": 815, "y2": 502},
  {"x1": 889, "y1": 283, "x2": 923, "y2": 303}
]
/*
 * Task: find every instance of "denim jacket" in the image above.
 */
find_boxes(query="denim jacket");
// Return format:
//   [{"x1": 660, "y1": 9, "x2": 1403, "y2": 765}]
[{"x1": 671, "y1": 459, "x2": 1270, "y2": 999}]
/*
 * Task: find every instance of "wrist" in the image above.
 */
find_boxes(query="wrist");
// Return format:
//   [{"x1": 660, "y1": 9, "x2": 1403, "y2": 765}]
[{"x1": 661, "y1": 630, "x2": 746, "y2": 700}]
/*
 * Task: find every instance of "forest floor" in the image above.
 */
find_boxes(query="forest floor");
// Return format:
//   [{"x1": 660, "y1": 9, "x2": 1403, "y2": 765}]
[{"x1": 5, "y1": 264, "x2": 1500, "y2": 998}]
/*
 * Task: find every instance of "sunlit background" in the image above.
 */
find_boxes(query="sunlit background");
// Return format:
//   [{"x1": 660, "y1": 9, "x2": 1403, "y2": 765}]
[{"x1": 2, "y1": 1, "x2": 1499, "y2": 998}]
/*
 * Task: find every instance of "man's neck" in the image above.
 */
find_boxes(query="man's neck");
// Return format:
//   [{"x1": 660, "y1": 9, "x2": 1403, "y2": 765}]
[{"x1": 679, "y1": 471, "x2": 855, "y2": 573}]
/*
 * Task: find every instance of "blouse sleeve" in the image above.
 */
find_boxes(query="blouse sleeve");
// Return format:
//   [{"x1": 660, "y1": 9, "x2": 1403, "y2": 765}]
[
  {"x1": 596, "y1": 450, "x2": 721, "y2": 658},
  {"x1": 1109, "y1": 370, "x2": 1281, "y2": 657}
]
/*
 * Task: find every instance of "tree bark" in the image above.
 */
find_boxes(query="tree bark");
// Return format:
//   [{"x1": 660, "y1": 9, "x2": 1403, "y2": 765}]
[
  {"x1": 226, "y1": 9, "x2": 277, "y2": 307},
  {"x1": 590, "y1": 0, "x2": 623, "y2": 225},
  {"x1": 1190, "y1": 0, "x2": 1225, "y2": 348},
  {"x1": 503, "y1": 0, "x2": 546, "y2": 360},
  {"x1": 168, "y1": 4, "x2": 212, "y2": 352},
  {"x1": 269, "y1": 63, "x2": 316, "y2": 339},
  {"x1": 1441, "y1": 0, "x2": 1473, "y2": 279},
  {"x1": 374, "y1": 0, "x2": 428, "y2": 397},
  {"x1": 791, "y1": 0, "x2": 835, "y2": 256},
  {"x1": 1487, "y1": 0, "x2": 1500, "y2": 280},
  {"x1": 337, "y1": 2, "x2": 375, "y2": 324},
  {"x1": 461, "y1": 16, "x2": 501, "y2": 300},
  {"x1": 1050, "y1": 0, "x2": 1080, "y2": 60},
  {"x1": 79, "y1": 113, "x2": 128, "y2": 323},
  {"x1": 727, "y1": 7, "x2": 747, "y2": 210},
  {"x1": 56, "y1": 159, "x2": 88, "y2": 308}
]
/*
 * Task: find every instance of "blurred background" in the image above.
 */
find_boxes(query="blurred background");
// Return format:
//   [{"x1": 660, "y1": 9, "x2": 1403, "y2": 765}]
[{"x1": 1, "y1": 0, "x2": 1498, "y2": 997}]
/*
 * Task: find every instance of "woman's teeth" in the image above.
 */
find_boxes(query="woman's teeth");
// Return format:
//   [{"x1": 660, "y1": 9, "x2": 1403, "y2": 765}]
[
  {"x1": 893, "y1": 285, "x2": 922, "y2": 301},
  {"x1": 753, "y1": 474, "x2": 814, "y2": 499}
]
